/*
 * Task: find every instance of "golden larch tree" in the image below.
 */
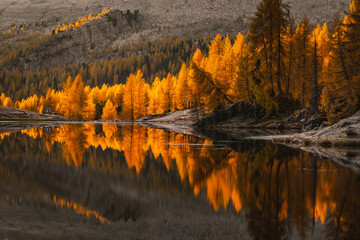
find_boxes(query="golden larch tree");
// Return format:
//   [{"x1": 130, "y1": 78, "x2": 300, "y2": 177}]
[{"x1": 102, "y1": 99, "x2": 117, "y2": 120}]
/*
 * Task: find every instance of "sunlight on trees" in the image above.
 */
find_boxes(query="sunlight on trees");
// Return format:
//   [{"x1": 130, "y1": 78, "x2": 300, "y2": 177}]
[
  {"x1": 101, "y1": 99, "x2": 117, "y2": 120},
  {"x1": 1, "y1": 0, "x2": 360, "y2": 121}
]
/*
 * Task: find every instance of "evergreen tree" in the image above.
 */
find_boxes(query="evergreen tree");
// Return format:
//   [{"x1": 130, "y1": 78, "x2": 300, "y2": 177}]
[{"x1": 248, "y1": 0, "x2": 290, "y2": 112}]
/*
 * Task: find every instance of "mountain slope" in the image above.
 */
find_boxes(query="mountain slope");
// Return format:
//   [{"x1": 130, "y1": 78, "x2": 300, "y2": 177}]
[{"x1": 0, "y1": 0, "x2": 352, "y2": 43}]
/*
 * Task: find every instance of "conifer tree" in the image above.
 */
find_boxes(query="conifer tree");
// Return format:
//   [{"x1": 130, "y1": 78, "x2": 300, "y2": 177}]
[
  {"x1": 122, "y1": 70, "x2": 149, "y2": 120},
  {"x1": 60, "y1": 75, "x2": 73, "y2": 117},
  {"x1": 232, "y1": 32, "x2": 253, "y2": 102},
  {"x1": 248, "y1": 0, "x2": 289, "y2": 95},
  {"x1": 309, "y1": 38, "x2": 319, "y2": 114},
  {"x1": 293, "y1": 17, "x2": 312, "y2": 108},
  {"x1": 68, "y1": 74, "x2": 88, "y2": 120},
  {"x1": 160, "y1": 73, "x2": 175, "y2": 113},
  {"x1": 43, "y1": 88, "x2": 58, "y2": 111},
  {"x1": 175, "y1": 63, "x2": 189, "y2": 109},
  {"x1": 122, "y1": 73, "x2": 136, "y2": 120},
  {"x1": 148, "y1": 77, "x2": 161, "y2": 115},
  {"x1": 101, "y1": 99, "x2": 117, "y2": 120},
  {"x1": 322, "y1": 14, "x2": 358, "y2": 119}
]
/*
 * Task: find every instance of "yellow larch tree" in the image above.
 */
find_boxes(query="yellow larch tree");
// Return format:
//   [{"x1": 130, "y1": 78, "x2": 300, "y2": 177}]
[
  {"x1": 67, "y1": 74, "x2": 89, "y2": 120},
  {"x1": 122, "y1": 70, "x2": 149, "y2": 120},
  {"x1": 133, "y1": 69, "x2": 149, "y2": 120},
  {"x1": 59, "y1": 75, "x2": 73, "y2": 117},
  {"x1": 0, "y1": 93, "x2": 14, "y2": 107},
  {"x1": 175, "y1": 63, "x2": 189, "y2": 109},
  {"x1": 221, "y1": 35, "x2": 238, "y2": 101},
  {"x1": 83, "y1": 86, "x2": 96, "y2": 120},
  {"x1": 231, "y1": 32, "x2": 253, "y2": 102},
  {"x1": 188, "y1": 48, "x2": 205, "y2": 115},
  {"x1": 205, "y1": 34, "x2": 228, "y2": 96},
  {"x1": 222, "y1": 35, "x2": 235, "y2": 96},
  {"x1": 148, "y1": 77, "x2": 162, "y2": 115},
  {"x1": 101, "y1": 99, "x2": 117, "y2": 120},
  {"x1": 160, "y1": 73, "x2": 175, "y2": 113},
  {"x1": 122, "y1": 73, "x2": 136, "y2": 120},
  {"x1": 43, "y1": 88, "x2": 59, "y2": 112}
]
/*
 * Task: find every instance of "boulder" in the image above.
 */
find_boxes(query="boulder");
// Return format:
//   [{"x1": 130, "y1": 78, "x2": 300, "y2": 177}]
[
  {"x1": 195, "y1": 101, "x2": 259, "y2": 128},
  {"x1": 303, "y1": 116, "x2": 327, "y2": 131}
]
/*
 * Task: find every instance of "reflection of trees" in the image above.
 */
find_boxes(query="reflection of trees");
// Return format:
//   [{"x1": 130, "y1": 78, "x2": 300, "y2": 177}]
[
  {"x1": 60, "y1": 124, "x2": 88, "y2": 167},
  {"x1": 1, "y1": 125, "x2": 360, "y2": 238},
  {"x1": 121, "y1": 125, "x2": 147, "y2": 173}
]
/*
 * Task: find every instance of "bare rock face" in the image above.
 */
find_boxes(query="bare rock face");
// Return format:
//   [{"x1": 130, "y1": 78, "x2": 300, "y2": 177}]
[{"x1": 19, "y1": 9, "x2": 133, "y2": 72}]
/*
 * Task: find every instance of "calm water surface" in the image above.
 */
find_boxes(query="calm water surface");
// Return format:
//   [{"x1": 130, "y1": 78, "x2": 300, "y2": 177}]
[{"x1": 0, "y1": 123, "x2": 359, "y2": 239}]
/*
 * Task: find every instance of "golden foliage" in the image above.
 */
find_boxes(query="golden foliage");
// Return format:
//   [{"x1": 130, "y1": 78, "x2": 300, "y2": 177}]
[
  {"x1": 52, "y1": 8, "x2": 111, "y2": 35},
  {"x1": 101, "y1": 99, "x2": 117, "y2": 120}
]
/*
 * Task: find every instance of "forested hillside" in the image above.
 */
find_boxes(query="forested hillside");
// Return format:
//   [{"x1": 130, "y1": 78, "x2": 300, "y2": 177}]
[{"x1": 1, "y1": 0, "x2": 359, "y2": 122}]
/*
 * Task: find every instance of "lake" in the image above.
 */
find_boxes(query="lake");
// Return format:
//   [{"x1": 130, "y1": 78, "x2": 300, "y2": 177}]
[{"x1": 0, "y1": 123, "x2": 359, "y2": 239}]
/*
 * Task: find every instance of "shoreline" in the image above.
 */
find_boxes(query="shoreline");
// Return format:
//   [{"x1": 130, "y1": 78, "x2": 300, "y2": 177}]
[{"x1": 2, "y1": 106, "x2": 360, "y2": 173}]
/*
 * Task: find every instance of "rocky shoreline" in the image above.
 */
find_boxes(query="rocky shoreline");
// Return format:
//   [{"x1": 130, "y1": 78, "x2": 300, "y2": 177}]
[
  {"x1": 250, "y1": 110, "x2": 360, "y2": 147},
  {"x1": 0, "y1": 106, "x2": 69, "y2": 121},
  {"x1": 2, "y1": 104, "x2": 360, "y2": 172}
]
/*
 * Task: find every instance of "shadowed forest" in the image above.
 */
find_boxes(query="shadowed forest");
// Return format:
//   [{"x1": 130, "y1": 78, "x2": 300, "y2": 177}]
[{"x1": 1, "y1": 0, "x2": 360, "y2": 121}]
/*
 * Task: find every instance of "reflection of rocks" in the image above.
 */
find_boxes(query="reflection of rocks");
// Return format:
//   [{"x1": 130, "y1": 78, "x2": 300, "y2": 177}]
[
  {"x1": 0, "y1": 122, "x2": 63, "y2": 134},
  {"x1": 250, "y1": 111, "x2": 360, "y2": 173},
  {"x1": 42, "y1": 126, "x2": 53, "y2": 133}
]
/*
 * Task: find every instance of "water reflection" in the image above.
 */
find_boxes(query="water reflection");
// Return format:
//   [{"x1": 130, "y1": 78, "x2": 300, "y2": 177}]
[{"x1": 0, "y1": 123, "x2": 359, "y2": 239}]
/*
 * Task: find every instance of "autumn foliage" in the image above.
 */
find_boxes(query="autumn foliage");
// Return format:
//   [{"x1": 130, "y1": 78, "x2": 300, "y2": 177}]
[
  {"x1": 1, "y1": 0, "x2": 360, "y2": 121},
  {"x1": 52, "y1": 8, "x2": 111, "y2": 35},
  {"x1": 101, "y1": 99, "x2": 117, "y2": 120}
]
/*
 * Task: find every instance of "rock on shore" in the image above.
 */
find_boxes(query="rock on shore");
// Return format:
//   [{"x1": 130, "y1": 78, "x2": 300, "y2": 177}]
[{"x1": 0, "y1": 106, "x2": 68, "y2": 121}]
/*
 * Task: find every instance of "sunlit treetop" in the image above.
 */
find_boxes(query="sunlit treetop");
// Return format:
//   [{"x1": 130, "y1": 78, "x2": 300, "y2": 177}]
[{"x1": 52, "y1": 8, "x2": 112, "y2": 35}]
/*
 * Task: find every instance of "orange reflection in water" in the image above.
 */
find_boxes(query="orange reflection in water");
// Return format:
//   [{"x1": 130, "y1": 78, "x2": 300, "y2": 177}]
[
  {"x1": 53, "y1": 195, "x2": 110, "y2": 224},
  {"x1": 1, "y1": 123, "x2": 359, "y2": 236}
]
